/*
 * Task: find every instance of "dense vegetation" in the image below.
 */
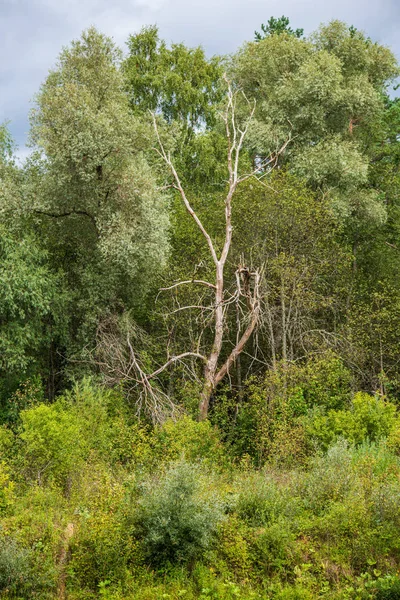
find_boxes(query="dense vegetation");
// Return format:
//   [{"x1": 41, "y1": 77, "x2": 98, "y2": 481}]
[{"x1": 1, "y1": 15, "x2": 400, "y2": 599}]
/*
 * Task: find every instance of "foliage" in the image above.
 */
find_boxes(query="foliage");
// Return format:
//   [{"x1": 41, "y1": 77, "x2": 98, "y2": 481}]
[
  {"x1": 26, "y1": 27, "x2": 169, "y2": 391},
  {"x1": 0, "y1": 122, "x2": 15, "y2": 164},
  {"x1": 0, "y1": 537, "x2": 33, "y2": 596},
  {"x1": 68, "y1": 468, "x2": 130, "y2": 592},
  {"x1": 20, "y1": 401, "x2": 85, "y2": 486},
  {"x1": 1, "y1": 385, "x2": 400, "y2": 597},
  {"x1": 0, "y1": 461, "x2": 14, "y2": 514},
  {"x1": 123, "y1": 26, "x2": 222, "y2": 132},
  {"x1": 232, "y1": 175, "x2": 351, "y2": 364},
  {"x1": 255, "y1": 16, "x2": 304, "y2": 41},
  {"x1": 18, "y1": 380, "x2": 121, "y2": 485},
  {"x1": 307, "y1": 392, "x2": 398, "y2": 450},
  {"x1": 234, "y1": 20, "x2": 398, "y2": 228},
  {"x1": 131, "y1": 461, "x2": 225, "y2": 567},
  {"x1": 152, "y1": 416, "x2": 226, "y2": 466},
  {"x1": 215, "y1": 353, "x2": 353, "y2": 465},
  {"x1": 0, "y1": 534, "x2": 56, "y2": 597},
  {"x1": 0, "y1": 225, "x2": 55, "y2": 375}
]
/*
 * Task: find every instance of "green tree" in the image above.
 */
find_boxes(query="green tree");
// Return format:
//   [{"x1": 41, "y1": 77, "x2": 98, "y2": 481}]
[
  {"x1": 123, "y1": 26, "x2": 222, "y2": 132},
  {"x1": 132, "y1": 462, "x2": 224, "y2": 566},
  {"x1": 234, "y1": 20, "x2": 398, "y2": 225},
  {"x1": 0, "y1": 125, "x2": 56, "y2": 402},
  {"x1": 232, "y1": 174, "x2": 351, "y2": 367},
  {"x1": 0, "y1": 226, "x2": 54, "y2": 383},
  {"x1": 255, "y1": 16, "x2": 304, "y2": 41},
  {"x1": 26, "y1": 28, "x2": 170, "y2": 386},
  {"x1": 0, "y1": 123, "x2": 15, "y2": 163}
]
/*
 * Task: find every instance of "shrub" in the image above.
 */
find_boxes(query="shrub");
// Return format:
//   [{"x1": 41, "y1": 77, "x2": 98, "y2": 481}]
[
  {"x1": 107, "y1": 417, "x2": 153, "y2": 467},
  {"x1": 0, "y1": 425, "x2": 13, "y2": 455},
  {"x1": 152, "y1": 416, "x2": 226, "y2": 467},
  {"x1": 68, "y1": 509, "x2": 130, "y2": 592},
  {"x1": 132, "y1": 461, "x2": 225, "y2": 567},
  {"x1": 251, "y1": 519, "x2": 297, "y2": 576},
  {"x1": 66, "y1": 464, "x2": 131, "y2": 593},
  {"x1": 216, "y1": 515, "x2": 251, "y2": 577},
  {"x1": 235, "y1": 473, "x2": 298, "y2": 527},
  {"x1": 20, "y1": 401, "x2": 84, "y2": 486},
  {"x1": 6, "y1": 485, "x2": 65, "y2": 583},
  {"x1": 371, "y1": 480, "x2": 400, "y2": 527},
  {"x1": 375, "y1": 576, "x2": 400, "y2": 599},
  {"x1": 0, "y1": 460, "x2": 14, "y2": 514},
  {"x1": 343, "y1": 392, "x2": 397, "y2": 444},
  {"x1": 18, "y1": 380, "x2": 127, "y2": 485},
  {"x1": 241, "y1": 353, "x2": 351, "y2": 465},
  {"x1": 387, "y1": 420, "x2": 400, "y2": 454},
  {"x1": 0, "y1": 535, "x2": 55, "y2": 597},
  {"x1": 307, "y1": 392, "x2": 398, "y2": 450},
  {"x1": 0, "y1": 537, "x2": 32, "y2": 595},
  {"x1": 352, "y1": 441, "x2": 400, "y2": 483},
  {"x1": 301, "y1": 440, "x2": 354, "y2": 513},
  {"x1": 275, "y1": 587, "x2": 314, "y2": 600}
]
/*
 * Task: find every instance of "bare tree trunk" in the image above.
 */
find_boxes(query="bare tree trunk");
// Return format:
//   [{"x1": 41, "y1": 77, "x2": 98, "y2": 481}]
[
  {"x1": 199, "y1": 263, "x2": 224, "y2": 418},
  {"x1": 236, "y1": 295, "x2": 243, "y2": 396}
]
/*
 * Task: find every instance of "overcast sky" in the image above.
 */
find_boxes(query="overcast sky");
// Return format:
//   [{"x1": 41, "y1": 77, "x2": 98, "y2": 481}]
[{"x1": 1, "y1": 0, "x2": 400, "y2": 159}]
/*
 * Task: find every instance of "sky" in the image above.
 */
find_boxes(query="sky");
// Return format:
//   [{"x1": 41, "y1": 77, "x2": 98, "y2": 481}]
[{"x1": 1, "y1": 0, "x2": 400, "y2": 159}]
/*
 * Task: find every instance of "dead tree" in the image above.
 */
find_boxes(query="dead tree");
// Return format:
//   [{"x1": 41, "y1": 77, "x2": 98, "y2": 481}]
[
  {"x1": 97, "y1": 79, "x2": 289, "y2": 422},
  {"x1": 150, "y1": 79, "x2": 290, "y2": 420}
]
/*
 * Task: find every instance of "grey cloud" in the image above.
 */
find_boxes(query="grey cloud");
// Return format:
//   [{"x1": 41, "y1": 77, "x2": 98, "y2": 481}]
[{"x1": 1, "y1": 0, "x2": 399, "y2": 158}]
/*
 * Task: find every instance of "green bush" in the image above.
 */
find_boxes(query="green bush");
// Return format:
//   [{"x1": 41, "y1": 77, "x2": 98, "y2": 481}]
[
  {"x1": 152, "y1": 416, "x2": 226, "y2": 467},
  {"x1": 0, "y1": 535, "x2": 55, "y2": 597},
  {"x1": 307, "y1": 392, "x2": 398, "y2": 450},
  {"x1": 236, "y1": 353, "x2": 352, "y2": 465},
  {"x1": 0, "y1": 460, "x2": 14, "y2": 514},
  {"x1": 375, "y1": 576, "x2": 400, "y2": 599},
  {"x1": 300, "y1": 440, "x2": 355, "y2": 513},
  {"x1": 107, "y1": 417, "x2": 153, "y2": 467},
  {"x1": 0, "y1": 537, "x2": 32, "y2": 595},
  {"x1": 20, "y1": 401, "x2": 84, "y2": 486},
  {"x1": 132, "y1": 461, "x2": 225, "y2": 567},
  {"x1": 251, "y1": 519, "x2": 297, "y2": 576},
  {"x1": 215, "y1": 515, "x2": 251, "y2": 578},
  {"x1": 68, "y1": 509, "x2": 130, "y2": 592},
  {"x1": 18, "y1": 381, "x2": 128, "y2": 485},
  {"x1": 64, "y1": 464, "x2": 131, "y2": 594},
  {"x1": 235, "y1": 473, "x2": 298, "y2": 527}
]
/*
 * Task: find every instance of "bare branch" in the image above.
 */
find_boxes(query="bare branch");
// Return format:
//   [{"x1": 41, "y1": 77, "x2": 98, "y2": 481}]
[
  {"x1": 237, "y1": 135, "x2": 292, "y2": 184},
  {"x1": 152, "y1": 114, "x2": 219, "y2": 266},
  {"x1": 215, "y1": 271, "x2": 261, "y2": 385},
  {"x1": 95, "y1": 317, "x2": 180, "y2": 424},
  {"x1": 142, "y1": 81, "x2": 289, "y2": 419},
  {"x1": 160, "y1": 280, "x2": 216, "y2": 291},
  {"x1": 148, "y1": 352, "x2": 207, "y2": 379}
]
